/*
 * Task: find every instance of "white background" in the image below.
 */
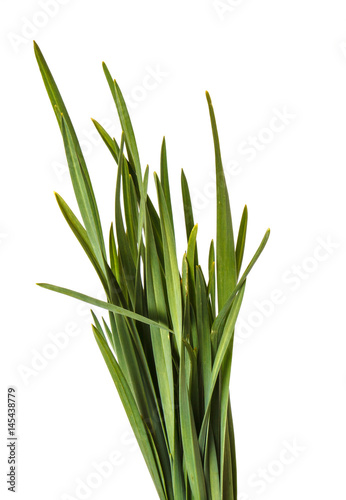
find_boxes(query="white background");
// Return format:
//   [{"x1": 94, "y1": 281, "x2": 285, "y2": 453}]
[{"x1": 1, "y1": 0, "x2": 346, "y2": 498}]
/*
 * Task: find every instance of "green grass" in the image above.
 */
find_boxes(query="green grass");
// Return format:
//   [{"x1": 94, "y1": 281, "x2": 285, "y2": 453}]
[{"x1": 34, "y1": 41, "x2": 270, "y2": 500}]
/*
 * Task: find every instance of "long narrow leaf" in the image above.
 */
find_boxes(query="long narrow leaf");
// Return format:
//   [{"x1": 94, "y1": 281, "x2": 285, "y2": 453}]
[
  {"x1": 196, "y1": 266, "x2": 212, "y2": 410},
  {"x1": 208, "y1": 240, "x2": 216, "y2": 319},
  {"x1": 102, "y1": 62, "x2": 142, "y2": 188},
  {"x1": 160, "y1": 137, "x2": 174, "y2": 233},
  {"x1": 235, "y1": 205, "x2": 248, "y2": 278},
  {"x1": 37, "y1": 283, "x2": 174, "y2": 332},
  {"x1": 91, "y1": 118, "x2": 119, "y2": 162},
  {"x1": 212, "y1": 228, "x2": 270, "y2": 340},
  {"x1": 181, "y1": 169, "x2": 197, "y2": 264},
  {"x1": 199, "y1": 282, "x2": 246, "y2": 450},
  {"x1": 154, "y1": 173, "x2": 182, "y2": 352},
  {"x1": 206, "y1": 92, "x2": 237, "y2": 311},
  {"x1": 54, "y1": 192, "x2": 108, "y2": 294},
  {"x1": 34, "y1": 43, "x2": 106, "y2": 261},
  {"x1": 179, "y1": 344, "x2": 207, "y2": 500},
  {"x1": 57, "y1": 114, "x2": 106, "y2": 267},
  {"x1": 145, "y1": 211, "x2": 175, "y2": 455},
  {"x1": 92, "y1": 325, "x2": 168, "y2": 500}
]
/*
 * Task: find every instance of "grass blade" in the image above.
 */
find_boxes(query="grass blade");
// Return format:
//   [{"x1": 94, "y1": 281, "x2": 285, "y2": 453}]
[
  {"x1": 154, "y1": 173, "x2": 182, "y2": 352},
  {"x1": 181, "y1": 169, "x2": 197, "y2": 260},
  {"x1": 92, "y1": 325, "x2": 168, "y2": 500},
  {"x1": 219, "y1": 352, "x2": 236, "y2": 499},
  {"x1": 212, "y1": 282, "x2": 245, "y2": 398},
  {"x1": 195, "y1": 266, "x2": 212, "y2": 410},
  {"x1": 102, "y1": 62, "x2": 142, "y2": 188},
  {"x1": 115, "y1": 134, "x2": 136, "y2": 304},
  {"x1": 208, "y1": 240, "x2": 216, "y2": 319},
  {"x1": 122, "y1": 159, "x2": 138, "y2": 261},
  {"x1": 179, "y1": 343, "x2": 208, "y2": 500},
  {"x1": 58, "y1": 113, "x2": 106, "y2": 266},
  {"x1": 91, "y1": 118, "x2": 119, "y2": 162},
  {"x1": 199, "y1": 282, "x2": 246, "y2": 450},
  {"x1": 137, "y1": 164, "x2": 149, "y2": 246},
  {"x1": 145, "y1": 211, "x2": 175, "y2": 455},
  {"x1": 109, "y1": 223, "x2": 120, "y2": 285},
  {"x1": 235, "y1": 205, "x2": 248, "y2": 278},
  {"x1": 186, "y1": 224, "x2": 198, "y2": 281},
  {"x1": 34, "y1": 43, "x2": 106, "y2": 261},
  {"x1": 206, "y1": 92, "x2": 237, "y2": 311},
  {"x1": 211, "y1": 228, "x2": 270, "y2": 342},
  {"x1": 186, "y1": 224, "x2": 198, "y2": 308},
  {"x1": 160, "y1": 137, "x2": 174, "y2": 233},
  {"x1": 204, "y1": 428, "x2": 221, "y2": 500},
  {"x1": 54, "y1": 192, "x2": 108, "y2": 294},
  {"x1": 37, "y1": 283, "x2": 174, "y2": 332}
]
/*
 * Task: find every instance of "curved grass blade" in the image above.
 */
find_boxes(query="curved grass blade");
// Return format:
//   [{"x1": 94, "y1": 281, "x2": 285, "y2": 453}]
[
  {"x1": 34, "y1": 43, "x2": 106, "y2": 261},
  {"x1": 199, "y1": 282, "x2": 246, "y2": 451},
  {"x1": 206, "y1": 91, "x2": 236, "y2": 311},
  {"x1": 54, "y1": 192, "x2": 108, "y2": 294},
  {"x1": 101, "y1": 316, "x2": 119, "y2": 356},
  {"x1": 37, "y1": 283, "x2": 174, "y2": 333},
  {"x1": 92, "y1": 325, "x2": 168, "y2": 500},
  {"x1": 90, "y1": 311, "x2": 106, "y2": 342},
  {"x1": 34, "y1": 42, "x2": 81, "y2": 145},
  {"x1": 212, "y1": 282, "x2": 245, "y2": 400},
  {"x1": 91, "y1": 118, "x2": 119, "y2": 162},
  {"x1": 211, "y1": 228, "x2": 270, "y2": 341},
  {"x1": 57, "y1": 113, "x2": 106, "y2": 267},
  {"x1": 102, "y1": 62, "x2": 142, "y2": 188}
]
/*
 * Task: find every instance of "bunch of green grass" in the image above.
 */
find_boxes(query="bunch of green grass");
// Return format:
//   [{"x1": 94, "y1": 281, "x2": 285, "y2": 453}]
[{"x1": 34, "y1": 42, "x2": 269, "y2": 500}]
